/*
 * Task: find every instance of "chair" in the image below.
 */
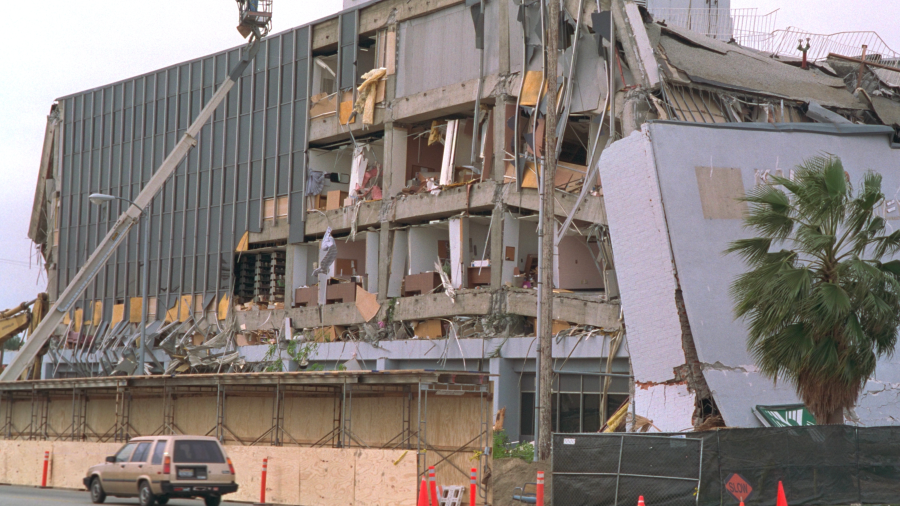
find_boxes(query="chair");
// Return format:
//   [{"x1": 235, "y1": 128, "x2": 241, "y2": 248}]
[
  {"x1": 438, "y1": 485, "x2": 465, "y2": 506},
  {"x1": 512, "y1": 482, "x2": 538, "y2": 504}
]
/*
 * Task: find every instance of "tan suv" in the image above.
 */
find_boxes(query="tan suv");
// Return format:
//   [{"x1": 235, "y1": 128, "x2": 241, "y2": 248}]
[{"x1": 83, "y1": 435, "x2": 238, "y2": 506}]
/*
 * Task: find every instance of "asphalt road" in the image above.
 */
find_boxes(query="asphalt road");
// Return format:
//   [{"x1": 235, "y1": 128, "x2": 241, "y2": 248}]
[{"x1": 0, "y1": 485, "x2": 245, "y2": 506}]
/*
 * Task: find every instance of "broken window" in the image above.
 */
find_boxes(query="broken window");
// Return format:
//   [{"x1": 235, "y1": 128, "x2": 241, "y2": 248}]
[
  {"x1": 401, "y1": 113, "x2": 493, "y2": 194},
  {"x1": 519, "y1": 372, "x2": 630, "y2": 438},
  {"x1": 306, "y1": 138, "x2": 383, "y2": 212},
  {"x1": 233, "y1": 241, "x2": 286, "y2": 308},
  {"x1": 292, "y1": 233, "x2": 374, "y2": 308}
]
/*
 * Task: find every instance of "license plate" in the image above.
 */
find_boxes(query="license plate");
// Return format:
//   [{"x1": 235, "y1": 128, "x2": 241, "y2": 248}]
[{"x1": 177, "y1": 469, "x2": 194, "y2": 478}]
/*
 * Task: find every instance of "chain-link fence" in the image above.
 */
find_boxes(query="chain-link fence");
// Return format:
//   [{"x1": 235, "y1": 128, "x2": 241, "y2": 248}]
[
  {"x1": 554, "y1": 426, "x2": 900, "y2": 506},
  {"x1": 552, "y1": 433, "x2": 702, "y2": 506}
]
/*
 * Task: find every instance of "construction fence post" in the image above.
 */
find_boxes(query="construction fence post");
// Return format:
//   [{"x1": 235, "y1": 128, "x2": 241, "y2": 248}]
[
  {"x1": 260, "y1": 457, "x2": 268, "y2": 504},
  {"x1": 428, "y1": 465, "x2": 439, "y2": 506},
  {"x1": 41, "y1": 450, "x2": 50, "y2": 488},
  {"x1": 470, "y1": 467, "x2": 477, "y2": 506},
  {"x1": 536, "y1": 470, "x2": 544, "y2": 506}
]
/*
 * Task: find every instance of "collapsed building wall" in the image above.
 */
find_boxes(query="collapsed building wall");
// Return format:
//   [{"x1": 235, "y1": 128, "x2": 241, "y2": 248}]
[{"x1": 601, "y1": 121, "x2": 900, "y2": 427}]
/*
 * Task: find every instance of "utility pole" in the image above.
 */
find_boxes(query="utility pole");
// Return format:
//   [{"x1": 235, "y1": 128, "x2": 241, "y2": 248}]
[{"x1": 538, "y1": 0, "x2": 559, "y2": 462}]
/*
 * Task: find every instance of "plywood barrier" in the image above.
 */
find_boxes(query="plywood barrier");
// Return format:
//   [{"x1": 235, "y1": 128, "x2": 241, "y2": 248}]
[
  {"x1": 47, "y1": 397, "x2": 75, "y2": 437},
  {"x1": 0, "y1": 440, "x2": 416, "y2": 506},
  {"x1": 129, "y1": 397, "x2": 165, "y2": 435},
  {"x1": 85, "y1": 398, "x2": 117, "y2": 440}
]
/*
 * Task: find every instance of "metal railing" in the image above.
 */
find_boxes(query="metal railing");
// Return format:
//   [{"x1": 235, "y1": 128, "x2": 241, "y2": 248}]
[
  {"x1": 647, "y1": 7, "x2": 778, "y2": 47},
  {"x1": 648, "y1": 7, "x2": 900, "y2": 87}
]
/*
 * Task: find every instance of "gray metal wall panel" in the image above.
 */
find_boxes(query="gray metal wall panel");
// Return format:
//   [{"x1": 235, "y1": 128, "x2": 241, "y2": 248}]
[
  {"x1": 53, "y1": 21, "x2": 326, "y2": 312},
  {"x1": 287, "y1": 26, "x2": 311, "y2": 244},
  {"x1": 396, "y1": 4, "x2": 482, "y2": 98}
]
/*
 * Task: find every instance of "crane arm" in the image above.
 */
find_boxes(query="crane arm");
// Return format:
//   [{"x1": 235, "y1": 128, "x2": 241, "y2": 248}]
[{"x1": 0, "y1": 40, "x2": 263, "y2": 382}]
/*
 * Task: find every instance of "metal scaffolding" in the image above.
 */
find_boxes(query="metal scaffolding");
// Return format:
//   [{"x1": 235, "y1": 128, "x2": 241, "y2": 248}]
[{"x1": 0, "y1": 370, "x2": 492, "y2": 492}]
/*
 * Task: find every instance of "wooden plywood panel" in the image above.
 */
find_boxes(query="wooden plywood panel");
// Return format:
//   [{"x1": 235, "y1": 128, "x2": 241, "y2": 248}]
[
  {"x1": 73, "y1": 308, "x2": 83, "y2": 332},
  {"x1": 129, "y1": 297, "x2": 143, "y2": 323},
  {"x1": 339, "y1": 100, "x2": 355, "y2": 126},
  {"x1": 0, "y1": 442, "x2": 418, "y2": 506},
  {"x1": 218, "y1": 294, "x2": 230, "y2": 320},
  {"x1": 0, "y1": 440, "x2": 48, "y2": 486},
  {"x1": 355, "y1": 449, "x2": 418, "y2": 506},
  {"x1": 91, "y1": 301, "x2": 102, "y2": 326},
  {"x1": 111, "y1": 304, "x2": 125, "y2": 325},
  {"x1": 10, "y1": 401, "x2": 32, "y2": 437},
  {"x1": 282, "y1": 396, "x2": 336, "y2": 444},
  {"x1": 432, "y1": 452, "x2": 476, "y2": 491},
  {"x1": 425, "y1": 396, "x2": 484, "y2": 448},
  {"x1": 47, "y1": 398, "x2": 74, "y2": 437},
  {"x1": 179, "y1": 295, "x2": 193, "y2": 322},
  {"x1": 223, "y1": 395, "x2": 274, "y2": 443},
  {"x1": 84, "y1": 398, "x2": 117, "y2": 441},
  {"x1": 694, "y1": 167, "x2": 747, "y2": 220},
  {"x1": 236, "y1": 231, "x2": 250, "y2": 252},
  {"x1": 48, "y1": 441, "x2": 120, "y2": 489},
  {"x1": 520, "y1": 71, "x2": 544, "y2": 107},
  {"x1": 299, "y1": 447, "x2": 355, "y2": 506},
  {"x1": 264, "y1": 197, "x2": 277, "y2": 220},
  {"x1": 173, "y1": 396, "x2": 217, "y2": 437},
  {"x1": 223, "y1": 445, "x2": 302, "y2": 504},
  {"x1": 351, "y1": 397, "x2": 406, "y2": 447},
  {"x1": 276, "y1": 196, "x2": 289, "y2": 218},
  {"x1": 129, "y1": 397, "x2": 165, "y2": 436}
]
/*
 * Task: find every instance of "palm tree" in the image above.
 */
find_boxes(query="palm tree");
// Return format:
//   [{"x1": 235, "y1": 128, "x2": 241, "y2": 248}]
[{"x1": 727, "y1": 155, "x2": 900, "y2": 424}]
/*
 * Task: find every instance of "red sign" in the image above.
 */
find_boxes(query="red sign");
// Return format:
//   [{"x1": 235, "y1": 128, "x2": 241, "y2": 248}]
[{"x1": 725, "y1": 473, "x2": 753, "y2": 502}]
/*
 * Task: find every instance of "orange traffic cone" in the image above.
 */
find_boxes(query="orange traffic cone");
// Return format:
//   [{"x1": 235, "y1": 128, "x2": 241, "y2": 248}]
[
  {"x1": 418, "y1": 478, "x2": 429, "y2": 506},
  {"x1": 776, "y1": 481, "x2": 788, "y2": 506},
  {"x1": 638, "y1": 496, "x2": 646, "y2": 506}
]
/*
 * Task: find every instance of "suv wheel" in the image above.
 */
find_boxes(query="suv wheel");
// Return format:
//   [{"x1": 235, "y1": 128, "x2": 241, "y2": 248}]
[
  {"x1": 138, "y1": 481, "x2": 156, "y2": 506},
  {"x1": 204, "y1": 495, "x2": 222, "y2": 506},
  {"x1": 89, "y1": 477, "x2": 106, "y2": 504}
]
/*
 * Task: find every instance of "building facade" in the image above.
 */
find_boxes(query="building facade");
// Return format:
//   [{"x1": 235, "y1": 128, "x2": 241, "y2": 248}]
[{"x1": 25, "y1": 0, "x2": 900, "y2": 441}]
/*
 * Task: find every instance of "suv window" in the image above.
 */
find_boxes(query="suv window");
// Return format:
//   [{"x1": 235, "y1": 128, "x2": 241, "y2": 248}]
[
  {"x1": 151, "y1": 440, "x2": 167, "y2": 465},
  {"x1": 172, "y1": 440, "x2": 225, "y2": 463},
  {"x1": 114, "y1": 443, "x2": 137, "y2": 463},
  {"x1": 130, "y1": 442, "x2": 152, "y2": 462}
]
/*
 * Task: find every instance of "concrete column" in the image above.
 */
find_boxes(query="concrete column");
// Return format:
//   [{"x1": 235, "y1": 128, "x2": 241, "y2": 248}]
[
  {"x1": 501, "y1": 211, "x2": 520, "y2": 285},
  {"x1": 378, "y1": 226, "x2": 393, "y2": 300},
  {"x1": 490, "y1": 356, "x2": 521, "y2": 441},
  {"x1": 387, "y1": 229, "x2": 408, "y2": 298},
  {"x1": 287, "y1": 244, "x2": 312, "y2": 307},
  {"x1": 383, "y1": 122, "x2": 408, "y2": 199},
  {"x1": 490, "y1": 101, "x2": 511, "y2": 289},
  {"x1": 497, "y1": 0, "x2": 510, "y2": 75},
  {"x1": 490, "y1": 209, "x2": 505, "y2": 289},
  {"x1": 449, "y1": 217, "x2": 471, "y2": 289},
  {"x1": 365, "y1": 230, "x2": 380, "y2": 293},
  {"x1": 493, "y1": 98, "x2": 511, "y2": 183}
]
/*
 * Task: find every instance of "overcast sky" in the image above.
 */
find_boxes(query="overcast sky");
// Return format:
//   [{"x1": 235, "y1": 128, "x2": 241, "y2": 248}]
[{"x1": 0, "y1": 0, "x2": 897, "y2": 312}]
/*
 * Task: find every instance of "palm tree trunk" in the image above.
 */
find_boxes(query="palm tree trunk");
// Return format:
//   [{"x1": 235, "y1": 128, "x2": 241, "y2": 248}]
[{"x1": 819, "y1": 407, "x2": 844, "y2": 425}]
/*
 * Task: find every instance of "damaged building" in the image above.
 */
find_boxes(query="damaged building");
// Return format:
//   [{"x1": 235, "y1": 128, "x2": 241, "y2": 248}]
[{"x1": 17, "y1": 0, "x2": 900, "y2": 453}]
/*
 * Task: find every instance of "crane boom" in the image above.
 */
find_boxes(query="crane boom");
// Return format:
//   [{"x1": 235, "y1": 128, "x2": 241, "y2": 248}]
[{"x1": 0, "y1": 40, "x2": 263, "y2": 382}]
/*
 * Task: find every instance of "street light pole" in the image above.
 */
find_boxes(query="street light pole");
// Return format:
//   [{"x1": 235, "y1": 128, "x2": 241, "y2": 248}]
[
  {"x1": 138, "y1": 209, "x2": 149, "y2": 376},
  {"x1": 89, "y1": 193, "x2": 149, "y2": 376}
]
